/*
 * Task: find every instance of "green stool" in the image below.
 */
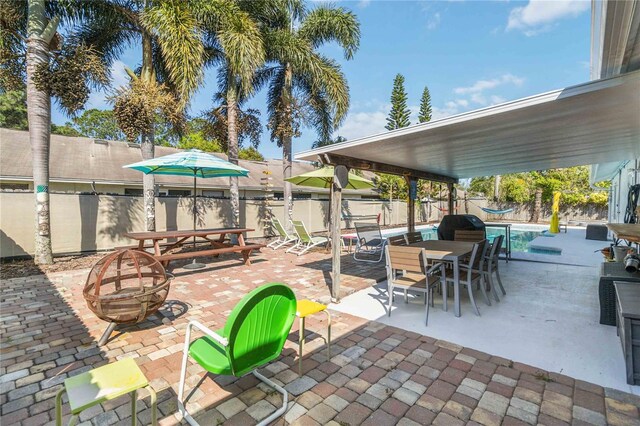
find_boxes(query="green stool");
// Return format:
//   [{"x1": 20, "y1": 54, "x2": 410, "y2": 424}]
[{"x1": 55, "y1": 358, "x2": 157, "y2": 426}]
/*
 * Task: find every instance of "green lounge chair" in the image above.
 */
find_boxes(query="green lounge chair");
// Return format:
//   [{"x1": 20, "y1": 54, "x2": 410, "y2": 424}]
[
  {"x1": 287, "y1": 220, "x2": 330, "y2": 256},
  {"x1": 267, "y1": 218, "x2": 299, "y2": 250},
  {"x1": 178, "y1": 283, "x2": 297, "y2": 426}
]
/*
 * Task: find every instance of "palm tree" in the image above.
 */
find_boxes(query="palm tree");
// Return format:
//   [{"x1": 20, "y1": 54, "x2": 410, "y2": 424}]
[
  {"x1": 255, "y1": 1, "x2": 360, "y2": 226},
  {"x1": 72, "y1": 0, "x2": 210, "y2": 231},
  {"x1": 75, "y1": 0, "x2": 258, "y2": 232},
  {"x1": 1, "y1": 0, "x2": 108, "y2": 264},
  {"x1": 204, "y1": 19, "x2": 264, "y2": 229}
]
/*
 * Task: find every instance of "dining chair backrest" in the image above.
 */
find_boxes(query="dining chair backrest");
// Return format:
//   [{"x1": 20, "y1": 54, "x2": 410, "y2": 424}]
[
  {"x1": 387, "y1": 235, "x2": 407, "y2": 246},
  {"x1": 489, "y1": 234, "x2": 504, "y2": 261},
  {"x1": 404, "y1": 231, "x2": 423, "y2": 245},
  {"x1": 469, "y1": 239, "x2": 489, "y2": 271},
  {"x1": 385, "y1": 245, "x2": 426, "y2": 276},
  {"x1": 291, "y1": 220, "x2": 313, "y2": 243},
  {"x1": 454, "y1": 230, "x2": 486, "y2": 242}
]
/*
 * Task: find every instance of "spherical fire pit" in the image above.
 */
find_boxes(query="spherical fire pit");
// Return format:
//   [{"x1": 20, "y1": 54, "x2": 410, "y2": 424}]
[{"x1": 84, "y1": 249, "x2": 171, "y2": 345}]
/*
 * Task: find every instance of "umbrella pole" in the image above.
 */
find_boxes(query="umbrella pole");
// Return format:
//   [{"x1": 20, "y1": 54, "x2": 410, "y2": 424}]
[{"x1": 184, "y1": 170, "x2": 205, "y2": 269}]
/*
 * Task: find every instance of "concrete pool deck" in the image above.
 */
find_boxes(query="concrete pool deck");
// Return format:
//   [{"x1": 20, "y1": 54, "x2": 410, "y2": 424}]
[{"x1": 330, "y1": 256, "x2": 637, "y2": 396}]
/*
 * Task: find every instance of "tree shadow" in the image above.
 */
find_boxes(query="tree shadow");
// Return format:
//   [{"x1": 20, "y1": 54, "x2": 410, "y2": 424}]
[
  {"x1": 99, "y1": 195, "x2": 141, "y2": 239},
  {"x1": 298, "y1": 253, "x2": 387, "y2": 290},
  {"x1": 158, "y1": 197, "x2": 179, "y2": 232},
  {"x1": 79, "y1": 194, "x2": 99, "y2": 252},
  {"x1": 0, "y1": 262, "x2": 108, "y2": 425}
]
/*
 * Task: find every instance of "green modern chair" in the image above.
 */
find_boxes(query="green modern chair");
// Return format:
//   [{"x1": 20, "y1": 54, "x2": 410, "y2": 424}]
[{"x1": 178, "y1": 283, "x2": 297, "y2": 426}]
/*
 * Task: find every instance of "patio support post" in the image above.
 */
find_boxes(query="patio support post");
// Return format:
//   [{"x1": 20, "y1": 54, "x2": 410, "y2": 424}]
[
  {"x1": 447, "y1": 182, "x2": 455, "y2": 215},
  {"x1": 406, "y1": 176, "x2": 417, "y2": 232},
  {"x1": 331, "y1": 165, "x2": 349, "y2": 302}
]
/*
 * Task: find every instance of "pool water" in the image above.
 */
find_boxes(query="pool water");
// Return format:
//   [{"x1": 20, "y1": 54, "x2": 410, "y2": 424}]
[{"x1": 384, "y1": 225, "x2": 550, "y2": 254}]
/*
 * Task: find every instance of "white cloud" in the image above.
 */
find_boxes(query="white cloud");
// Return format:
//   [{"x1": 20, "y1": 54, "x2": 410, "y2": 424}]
[
  {"x1": 357, "y1": 0, "x2": 371, "y2": 8},
  {"x1": 337, "y1": 108, "x2": 389, "y2": 140},
  {"x1": 507, "y1": 0, "x2": 590, "y2": 36},
  {"x1": 454, "y1": 73, "x2": 524, "y2": 95},
  {"x1": 426, "y1": 12, "x2": 441, "y2": 30}
]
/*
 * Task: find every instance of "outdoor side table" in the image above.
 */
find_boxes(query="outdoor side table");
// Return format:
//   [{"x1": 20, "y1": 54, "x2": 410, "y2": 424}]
[
  {"x1": 599, "y1": 262, "x2": 640, "y2": 325},
  {"x1": 296, "y1": 300, "x2": 331, "y2": 375},
  {"x1": 55, "y1": 358, "x2": 157, "y2": 426}
]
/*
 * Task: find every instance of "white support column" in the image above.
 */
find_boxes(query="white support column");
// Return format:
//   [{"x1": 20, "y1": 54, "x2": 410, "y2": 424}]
[{"x1": 331, "y1": 165, "x2": 349, "y2": 302}]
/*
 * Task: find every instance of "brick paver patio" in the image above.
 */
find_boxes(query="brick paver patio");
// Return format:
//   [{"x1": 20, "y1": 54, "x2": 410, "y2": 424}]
[{"x1": 1, "y1": 247, "x2": 639, "y2": 425}]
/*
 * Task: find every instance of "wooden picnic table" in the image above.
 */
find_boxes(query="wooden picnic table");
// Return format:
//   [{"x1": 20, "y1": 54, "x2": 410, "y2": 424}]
[
  {"x1": 408, "y1": 240, "x2": 475, "y2": 317},
  {"x1": 124, "y1": 228, "x2": 265, "y2": 267}
]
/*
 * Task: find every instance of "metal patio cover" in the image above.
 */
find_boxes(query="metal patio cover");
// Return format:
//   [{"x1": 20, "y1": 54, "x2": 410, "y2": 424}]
[{"x1": 295, "y1": 71, "x2": 640, "y2": 182}]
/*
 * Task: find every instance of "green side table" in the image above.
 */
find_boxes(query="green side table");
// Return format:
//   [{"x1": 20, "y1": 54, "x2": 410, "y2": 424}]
[{"x1": 55, "y1": 358, "x2": 157, "y2": 426}]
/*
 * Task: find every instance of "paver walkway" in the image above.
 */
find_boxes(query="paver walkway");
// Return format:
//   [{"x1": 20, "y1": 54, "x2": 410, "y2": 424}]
[{"x1": 1, "y1": 248, "x2": 639, "y2": 425}]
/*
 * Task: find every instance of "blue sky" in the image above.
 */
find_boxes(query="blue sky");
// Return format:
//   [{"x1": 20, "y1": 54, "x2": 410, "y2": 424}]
[{"x1": 51, "y1": 0, "x2": 592, "y2": 160}]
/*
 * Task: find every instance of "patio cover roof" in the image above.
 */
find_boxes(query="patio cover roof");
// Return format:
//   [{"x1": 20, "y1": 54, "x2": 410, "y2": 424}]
[{"x1": 295, "y1": 70, "x2": 640, "y2": 182}]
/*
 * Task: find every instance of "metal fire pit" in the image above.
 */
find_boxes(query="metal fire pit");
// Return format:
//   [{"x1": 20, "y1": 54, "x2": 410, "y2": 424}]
[{"x1": 84, "y1": 249, "x2": 171, "y2": 345}]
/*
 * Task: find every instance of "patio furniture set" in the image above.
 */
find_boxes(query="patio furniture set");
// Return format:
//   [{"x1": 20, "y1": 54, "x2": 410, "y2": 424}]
[
  {"x1": 58, "y1": 281, "x2": 331, "y2": 426},
  {"x1": 350, "y1": 222, "x2": 506, "y2": 323}
]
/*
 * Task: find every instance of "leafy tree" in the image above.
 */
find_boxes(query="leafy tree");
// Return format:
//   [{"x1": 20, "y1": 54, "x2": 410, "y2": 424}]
[
  {"x1": 0, "y1": 89, "x2": 28, "y2": 129},
  {"x1": 252, "y1": 1, "x2": 360, "y2": 227},
  {"x1": 202, "y1": 102, "x2": 262, "y2": 153},
  {"x1": 51, "y1": 122, "x2": 82, "y2": 136},
  {"x1": 239, "y1": 146, "x2": 264, "y2": 161},
  {"x1": 176, "y1": 130, "x2": 222, "y2": 152},
  {"x1": 385, "y1": 74, "x2": 410, "y2": 130},
  {"x1": 311, "y1": 135, "x2": 346, "y2": 149},
  {"x1": 469, "y1": 166, "x2": 610, "y2": 219},
  {"x1": 79, "y1": 1, "x2": 256, "y2": 231},
  {"x1": 70, "y1": 108, "x2": 124, "y2": 140},
  {"x1": 375, "y1": 173, "x2": 407, "y2": 201},
  {"x1": 418, "y1": 85, "x2": 432, "y2": 123},
  {"x1": 1, "y1": 0, "x2": 109, "y2": 264}
]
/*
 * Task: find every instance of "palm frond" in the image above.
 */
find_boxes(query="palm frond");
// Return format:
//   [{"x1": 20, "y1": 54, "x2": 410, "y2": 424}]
[
  {"x1": 142, "y1": 0, "x2": 204, "y2": 109},
  {"x1": 295, "y1": 52, "x2": 349, "y2": 127},
  {"x1": 298, "y1": 5, "x2": 360, "y2": 60}
]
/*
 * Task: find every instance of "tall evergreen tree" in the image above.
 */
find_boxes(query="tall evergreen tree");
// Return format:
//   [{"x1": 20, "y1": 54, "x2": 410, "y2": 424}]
[
  {"x1": 385, "y1": 73, "x2": 410, "y2": 130},
  {"x1": 418, "y1": 85, "x2": 432, "y2": 123}
]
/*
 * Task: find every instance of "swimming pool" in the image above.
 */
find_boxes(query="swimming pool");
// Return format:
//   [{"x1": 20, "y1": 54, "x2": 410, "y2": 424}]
[{"x1": 381, "y1": 224, "x2": 553, "y2": 255}]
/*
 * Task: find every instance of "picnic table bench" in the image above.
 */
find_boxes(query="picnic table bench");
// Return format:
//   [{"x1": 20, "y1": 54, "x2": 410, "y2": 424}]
[{"x1": 123, "y1": 228, "x2": 265, "y2": 267}]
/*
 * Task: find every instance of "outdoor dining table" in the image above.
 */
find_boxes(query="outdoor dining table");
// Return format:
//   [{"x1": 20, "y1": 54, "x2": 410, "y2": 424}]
[
  {"x1": 407, "y1": 239, "x2": 476, "y2": 317},
  {"x1": 124, "y1": 228, "x2": 264, "y2": 267}
]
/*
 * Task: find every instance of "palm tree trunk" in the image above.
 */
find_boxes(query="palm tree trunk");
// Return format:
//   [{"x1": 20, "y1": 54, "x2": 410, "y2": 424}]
[
  {"x1": 141, "y1": 32, "x2": 155, "y2": 232},
  {"x1": 282, "y1": 64, "x2": 294, "y2": 230},
  {"x1": 282, "y1": 134, "x2": 293, "y2": 228},
  {"x1": 227, "y1": 88, "x2": 240, "y2": 228},
  {"x1": 531, "y1": 187, "x2": 542, "y2": 223},
  {"x1": 27, "y1": 0, "x2": 56, "y2": 264}
]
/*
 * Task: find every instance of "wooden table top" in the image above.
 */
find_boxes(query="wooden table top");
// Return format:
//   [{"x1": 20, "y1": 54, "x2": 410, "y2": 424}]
[
  {"x1": 607, "y1": 223, "x2": 640, "y2": 243},
  {"x1": 124, "y1": 228, "x2": 254, "y2": 240},
  {"x1": 408, "y1": 240, "x2": 475, "y2": 260}
]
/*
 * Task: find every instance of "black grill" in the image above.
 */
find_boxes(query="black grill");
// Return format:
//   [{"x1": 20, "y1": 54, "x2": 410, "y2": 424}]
[{"x1": 437, "y1": 214, "x2": 486, "y2": 241}]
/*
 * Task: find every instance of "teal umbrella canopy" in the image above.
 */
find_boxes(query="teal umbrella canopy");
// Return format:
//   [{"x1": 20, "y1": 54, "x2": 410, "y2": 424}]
[{"x1": 123, "y1": 149, "x2": 249, "y2": 178}]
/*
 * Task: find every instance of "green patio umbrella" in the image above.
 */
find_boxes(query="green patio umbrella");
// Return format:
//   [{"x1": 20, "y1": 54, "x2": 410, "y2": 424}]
[
  {"x1": 124, "y1": 149, "x2": 249, "y2": 268},
  {"x1": 285, "y1": 166, "x2": 374, "y2": 227},
  {"x1": 285, "y1": 166, "x2": 374, "y2": 190}
]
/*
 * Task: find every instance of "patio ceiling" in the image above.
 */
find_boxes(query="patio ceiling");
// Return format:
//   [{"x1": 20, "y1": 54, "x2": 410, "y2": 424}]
[{"x1": 295, "y1": 70, "x2": 640, "y2": 182}]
